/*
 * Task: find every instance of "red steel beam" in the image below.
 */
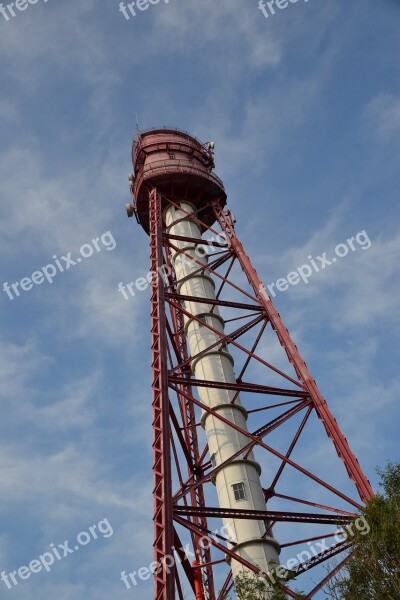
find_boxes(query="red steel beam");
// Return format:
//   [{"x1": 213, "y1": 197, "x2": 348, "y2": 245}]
[
  {"x1": 213, "y1": 203, "x2": 374, "y2": 503},
  {"x1": 149, "y1": 188, "x2": 175, "y2": 600},
  {"x1": 135, "y1": 165, "x2": 373, "y2": 599},
  {"x1": 169, "y1": 375, "x2": 308, "y2": 398},
  {"x1": 174, "y1": 506, "x2": 352, "y2": 525},
  {"x1": 170, "y1": 383, "x2": 361, "y2": 509}
]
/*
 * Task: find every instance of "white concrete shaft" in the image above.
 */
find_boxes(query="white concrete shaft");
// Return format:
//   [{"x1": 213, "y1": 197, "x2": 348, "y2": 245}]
[{"x1": 165, "y1": 202, "x2": 280, "y2": 582}]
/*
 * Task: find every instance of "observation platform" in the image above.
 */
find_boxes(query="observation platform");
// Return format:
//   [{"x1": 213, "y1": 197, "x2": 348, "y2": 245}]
[{"x1": 130, "y1": 127, "x2": 227, "y2": 233}]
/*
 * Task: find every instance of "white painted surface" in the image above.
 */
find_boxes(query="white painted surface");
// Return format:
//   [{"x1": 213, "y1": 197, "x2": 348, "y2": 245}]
[{"x1": 165, "y1": 202, "x2": 280, "y2": 583}]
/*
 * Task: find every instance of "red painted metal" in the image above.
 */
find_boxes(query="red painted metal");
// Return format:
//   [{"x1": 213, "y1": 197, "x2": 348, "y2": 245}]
[
  {"x1": 193, "y1": 561, "x2": 205, "y2": 600},
  {"x1": 174, "y1": 506, "x2": 353, "y2": 526},
  {"x1": 148, "y1": 188, "x2": 175, "y2": 600},
  {"x1": 212, "y1": 202, "x2": 374, "y2": 503},
  {"x1": 128, "y1": 128, "x2": 374, "y2": 600}
]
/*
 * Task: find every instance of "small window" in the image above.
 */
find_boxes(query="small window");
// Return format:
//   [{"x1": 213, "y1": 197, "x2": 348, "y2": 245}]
[
  {"x1": 210, "y1": 453, "x2": 216, "y2": 468},
  {"x1": 197, "y1": 315, "x2": 207, "y2": 325},
  {"x1": 169, "y1": 153, "x2": 175, "y2": 159},
  {"x1": 232, "y1": 482, "x2": 246, "y2": 502}
]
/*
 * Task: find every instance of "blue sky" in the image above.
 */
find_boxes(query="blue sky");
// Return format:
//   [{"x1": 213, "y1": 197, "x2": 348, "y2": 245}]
[{"x1": 0, "y1": 0, "x2": 399, "y2": 598}]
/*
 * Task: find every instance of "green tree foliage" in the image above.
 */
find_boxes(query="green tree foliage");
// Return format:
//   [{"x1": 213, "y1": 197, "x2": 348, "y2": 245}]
[{"x1": 325, "y1": 461, "x2": 400, "y2": 600}]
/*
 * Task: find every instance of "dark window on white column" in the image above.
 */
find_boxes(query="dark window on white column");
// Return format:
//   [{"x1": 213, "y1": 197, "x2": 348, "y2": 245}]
[{"x1": 232, "y1": 482, "x2": 246, "y2": 502}]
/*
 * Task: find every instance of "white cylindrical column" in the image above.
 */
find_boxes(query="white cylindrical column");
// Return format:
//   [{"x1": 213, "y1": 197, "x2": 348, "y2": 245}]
[{"x1": 165, "y1": 202, "x2": 280, "y2": 584}]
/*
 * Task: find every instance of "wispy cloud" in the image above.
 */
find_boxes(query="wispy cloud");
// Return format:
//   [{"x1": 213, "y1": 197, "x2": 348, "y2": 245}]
[
  {"x1": 362, "y1": 91, "x2": 400, "y2": 141},
  {"x1": 0, "y1": 0, "x2": 398, "y2": 597}
]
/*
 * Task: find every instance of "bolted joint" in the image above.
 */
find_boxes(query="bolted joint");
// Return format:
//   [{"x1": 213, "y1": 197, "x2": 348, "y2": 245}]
[{"x1": 125, "y1": 203, "x2": 135, "y2": 218}]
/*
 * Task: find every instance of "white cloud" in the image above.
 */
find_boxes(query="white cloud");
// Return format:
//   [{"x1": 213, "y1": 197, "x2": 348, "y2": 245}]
[
  {"x1": 253, "y1": 208, "x2": 400, "y2": 330},
  {"x1": 0, "y1": 2, "x2": 397, "y2": 597},
  {"x1": 363, "y1": 91, "x2": 400, "y2": 141},
  {"x1": 152, "y1": 1, "x2": 282, "y2": 67}
]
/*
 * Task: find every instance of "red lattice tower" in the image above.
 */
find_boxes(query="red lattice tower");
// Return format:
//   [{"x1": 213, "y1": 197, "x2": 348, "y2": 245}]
[{"x1": 126, "y1": 127, "x2": 373, "y2": 600}]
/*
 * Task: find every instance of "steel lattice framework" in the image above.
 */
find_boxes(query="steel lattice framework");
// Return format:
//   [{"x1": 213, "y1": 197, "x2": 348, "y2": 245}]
[{"x1": 127, "y1": 127, "x2": 373, "y2": 600}]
